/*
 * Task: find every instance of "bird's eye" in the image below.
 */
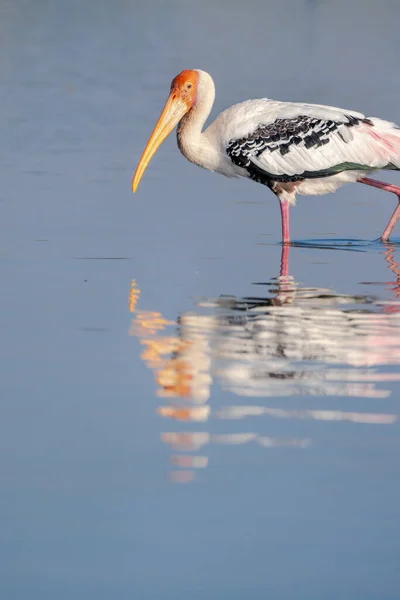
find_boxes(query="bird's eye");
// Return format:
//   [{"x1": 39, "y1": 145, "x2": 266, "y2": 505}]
[{"x1": 187, "y1": 83, "x2": 192, "y2": 89}]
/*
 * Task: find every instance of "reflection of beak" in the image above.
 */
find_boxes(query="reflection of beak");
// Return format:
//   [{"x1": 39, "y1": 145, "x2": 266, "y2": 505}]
[{"x1": 132, "y1": 92, "x2": 189, "y2": 192}]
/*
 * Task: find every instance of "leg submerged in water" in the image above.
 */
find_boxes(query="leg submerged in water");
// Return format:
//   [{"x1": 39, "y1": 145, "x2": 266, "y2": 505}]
[{"x1": 358, "y1": 177, "x2": 400, "y2": 241}]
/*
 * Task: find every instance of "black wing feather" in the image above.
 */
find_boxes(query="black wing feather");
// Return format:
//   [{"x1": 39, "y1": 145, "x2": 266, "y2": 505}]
[{"x1": 226, "y1": 114, "x2": 373, "y2": 184}]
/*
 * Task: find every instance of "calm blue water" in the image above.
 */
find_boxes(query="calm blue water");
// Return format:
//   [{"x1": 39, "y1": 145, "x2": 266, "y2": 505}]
[{"x1": 1, "y1": 1, "x2": 400, "y2": 598}]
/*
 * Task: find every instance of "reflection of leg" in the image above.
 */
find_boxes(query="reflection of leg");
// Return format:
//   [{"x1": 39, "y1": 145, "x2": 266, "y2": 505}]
[
  {"x1": 383, "y1": 243, "x2": 400, "y2": 299},
  {"x1": 358, "y1": 177, "x2": 400, "y2": 241},
  {"x1": 280, "y1": 242, "x2": 290, "y2": 278},
  {"x1": 276, "y1": 243, "x2": 296, "y2": 304},
  {"x1": 279, "y1": 200, "x2": 290, "y2": 245}
]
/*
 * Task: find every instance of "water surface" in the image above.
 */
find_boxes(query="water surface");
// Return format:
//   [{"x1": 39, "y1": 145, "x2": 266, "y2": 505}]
[{"x1": 1, "y1": 1, "x2": 400, "y2": 598}]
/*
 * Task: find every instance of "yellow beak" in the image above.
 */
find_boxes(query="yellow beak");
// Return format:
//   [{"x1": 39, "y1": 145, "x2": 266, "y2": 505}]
[{"x1": 132, "y1": 92, "x2": 189, "y2": 193}]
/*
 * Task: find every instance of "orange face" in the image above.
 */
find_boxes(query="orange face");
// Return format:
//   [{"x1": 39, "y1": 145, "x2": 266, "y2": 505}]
[
  {"x1": 132, "y1": 70, "x2": 199, "y2": 193},
  {"x1": 169, "y1": 70, "x2": 198, "y2": 108}
]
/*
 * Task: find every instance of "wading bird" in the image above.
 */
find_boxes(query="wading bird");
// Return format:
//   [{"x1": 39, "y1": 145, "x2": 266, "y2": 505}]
[{"x1": 132, "y1": 69, "x2": 400, "y2": 244}]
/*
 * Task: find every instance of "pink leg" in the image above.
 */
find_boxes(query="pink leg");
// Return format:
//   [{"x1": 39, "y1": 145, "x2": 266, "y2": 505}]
[
  {"x1": 280, "y1": 200, "x2": 290, "y2": 245},
  {"x1": 358, "y1": 177, "x2": 400, "y2": 241}
]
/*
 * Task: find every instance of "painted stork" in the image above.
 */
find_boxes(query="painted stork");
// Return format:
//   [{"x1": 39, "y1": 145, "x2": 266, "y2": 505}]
[{"x1": 132, "y1": 69, "x2": 400, "y2": 244}]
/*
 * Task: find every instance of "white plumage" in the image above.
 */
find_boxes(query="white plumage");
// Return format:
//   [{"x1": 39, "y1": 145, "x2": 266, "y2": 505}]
[{"x1": 210, "y1": 100, "x2": 400, "y2": 199}]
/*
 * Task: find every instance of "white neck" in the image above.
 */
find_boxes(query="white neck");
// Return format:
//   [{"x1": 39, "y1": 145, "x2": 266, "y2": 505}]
[{"x1": 176, "y1": 70, "x2": 220, "y2": 171}]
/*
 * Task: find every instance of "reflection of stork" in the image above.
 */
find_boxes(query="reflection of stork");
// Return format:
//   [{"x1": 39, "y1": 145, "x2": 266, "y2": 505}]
[
  {"x1": 133, "y1": 69, "x2": 400, "y2": 243},
  {"x1": 128, "y1": 245, "x2": 400, "y2": 481},
  {"x1": 128, "y1": 245, "x2": 400, "y2": 398}
]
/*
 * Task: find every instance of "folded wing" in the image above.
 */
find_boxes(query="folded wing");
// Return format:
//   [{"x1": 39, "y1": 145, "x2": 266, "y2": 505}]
[{"x1": 221, "y1": 100, "x2": 400, "y2": 183}]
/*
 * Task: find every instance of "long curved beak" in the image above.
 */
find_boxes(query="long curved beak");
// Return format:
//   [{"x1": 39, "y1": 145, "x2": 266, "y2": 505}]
[{"x1": 132, "y1": 93, "x2": 188, "y2": 193}]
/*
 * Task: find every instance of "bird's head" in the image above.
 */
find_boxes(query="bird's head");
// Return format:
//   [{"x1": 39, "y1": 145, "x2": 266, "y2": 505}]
[{"x1": 132, "y1": 70, "x2": 199, "y2": 192}]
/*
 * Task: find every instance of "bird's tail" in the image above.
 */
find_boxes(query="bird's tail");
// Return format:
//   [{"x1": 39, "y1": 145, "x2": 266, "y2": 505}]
[{"x1": 367, "y1": 118, "x2": 400, "y2": 170}]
